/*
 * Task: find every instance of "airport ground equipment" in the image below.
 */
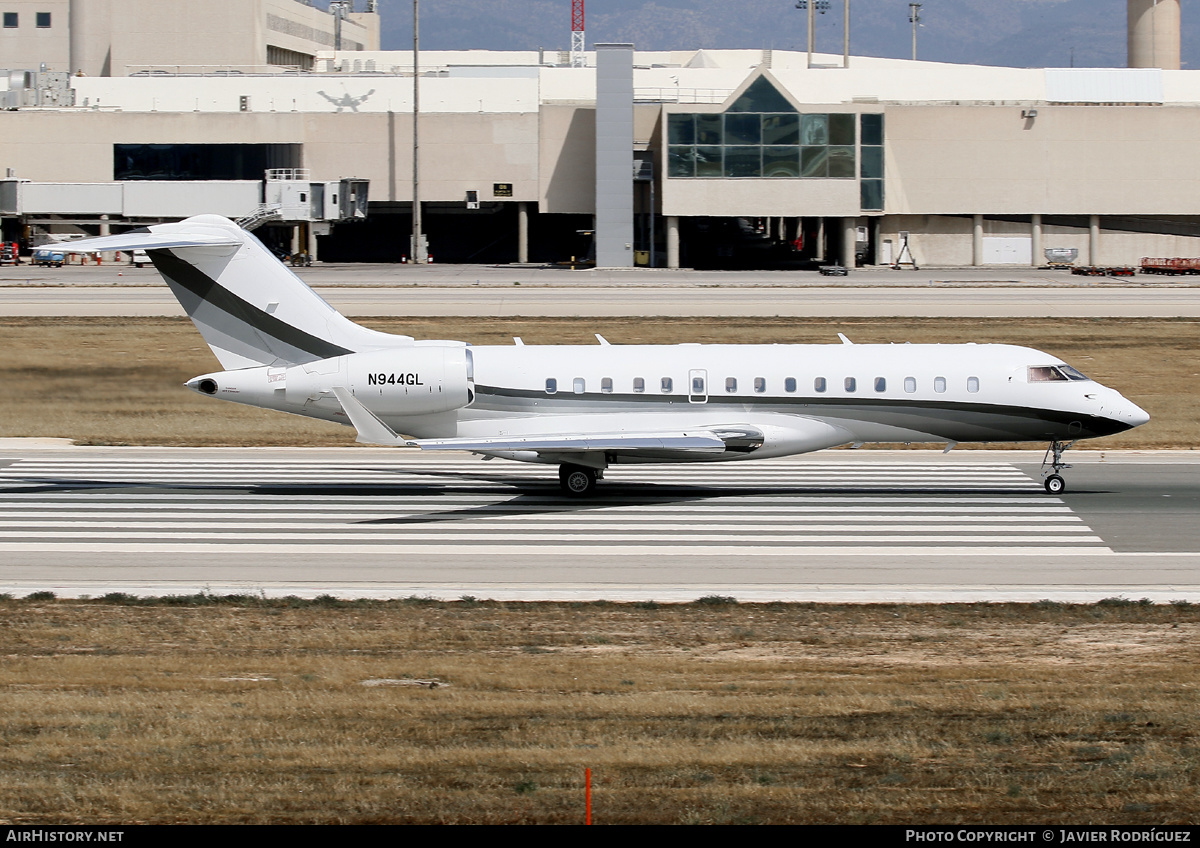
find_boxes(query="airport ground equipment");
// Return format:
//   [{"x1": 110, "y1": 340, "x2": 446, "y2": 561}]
[
  {"x1": 1044, "y1": 248, "x2": 1078, "y2": 268},
  {"x1": 1140, "y1": 257, "x2": 1200, "y2": 275},
  {"x1": 1071, "y1": 265, "x2": 1136, "y2": 277}
]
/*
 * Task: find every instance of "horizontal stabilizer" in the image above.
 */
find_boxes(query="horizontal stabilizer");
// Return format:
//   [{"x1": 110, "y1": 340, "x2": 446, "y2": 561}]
[
  {"x1": 57, "y1": 232, "x2": 242, "y2": 254},
  {"x1": 408, "y1": 432, "x2": 728, "y2": 453}
]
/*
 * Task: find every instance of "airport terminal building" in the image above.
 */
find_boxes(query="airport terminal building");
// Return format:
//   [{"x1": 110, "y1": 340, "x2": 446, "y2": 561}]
[{"x1": 2, "y1": 0, "x2": 1200, "y2": 268}]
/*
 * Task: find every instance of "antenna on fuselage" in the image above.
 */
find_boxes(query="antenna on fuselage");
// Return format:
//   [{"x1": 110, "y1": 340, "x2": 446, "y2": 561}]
[{"x1": 838, "y1": 333, "x2": 853, "y2": 345}]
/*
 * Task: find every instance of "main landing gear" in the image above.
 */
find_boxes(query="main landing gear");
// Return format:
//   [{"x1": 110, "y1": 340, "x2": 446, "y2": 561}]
[
  {"x1": 1041, "y1": 439, "x2": 1076, "y2": 494},
  {"x1": 559, "y1": 463, "x2": 602, "y2": 496}
]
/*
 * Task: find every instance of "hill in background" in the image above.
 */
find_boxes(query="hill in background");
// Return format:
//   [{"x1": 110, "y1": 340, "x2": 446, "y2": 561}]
[{"x1": 370, "y1": 0, "x2": 1200, "y2": 70}]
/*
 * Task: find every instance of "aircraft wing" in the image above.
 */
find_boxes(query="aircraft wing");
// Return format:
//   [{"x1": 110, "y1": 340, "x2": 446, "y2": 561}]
[
  {"x1": 56, "y1": 232, "x2": 242, "y2": 254},
  {"x1": 409, "y1": 433, "x2": 727, "y2": 453},
  {"x1": 331, "y1": 387, "x2": 736, "y2": 454}
]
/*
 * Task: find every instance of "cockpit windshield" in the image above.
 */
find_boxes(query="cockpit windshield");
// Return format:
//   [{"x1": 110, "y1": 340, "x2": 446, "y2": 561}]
[{"x1": 1028, "y1": 364, "x2": 1090, "y2": 383}]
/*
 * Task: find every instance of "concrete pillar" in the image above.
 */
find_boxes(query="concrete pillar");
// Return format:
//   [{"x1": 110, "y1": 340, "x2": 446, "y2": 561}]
[
  {"x1": 841, "y1": 218, "x2": 857, "y2": 269},
  {"x1": 972, "y1": 214, "x2": 984, "y2": 266},
  {"x1": 816, "y1": 218, "x2": 826, "y2": 261},
  {"x1": 70, "y1": 0, "x2": 114, "y2": 77},
  {"x1": 308, "y1": 225, "x2": 318, "y2": 263},
  {"x1": 291, "y1": 225, "x2": 301, "y2": 258},
  {"x1": 1031, "y1": 214, "x2": 1043, "y2": 267},
  {"x1": 594, "y1": 43, "x2": 635, "y2": 268},
  {"x1": 666, "y1": 216, "x2": 680, "y2": 269},
  {"x1": 99, "y1": 214, "x2": 114, "y2": 264},
  {"x1": 1089, "y1": 215, "x2": 1101, "y2": 265},
  {"x1": 517, "y1": 201, "x2": 529, "y2": 264}
]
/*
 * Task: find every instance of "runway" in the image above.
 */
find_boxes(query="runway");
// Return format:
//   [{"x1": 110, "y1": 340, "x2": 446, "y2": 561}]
[{"x1": 2, "y1": 446, "x2": 1197, "y2": 603}]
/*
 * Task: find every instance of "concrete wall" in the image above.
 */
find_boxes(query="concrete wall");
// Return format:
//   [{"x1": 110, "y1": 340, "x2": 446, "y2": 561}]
[
  {"x1": 886, "y1": 105, "x2": 1200, "y2": 216},
  {"x1": 538, "y1": 105, "x2": 595, "y2": 215},
  {"x1": 663, "y1": 178, "x2": 858, "y2": 219},
  {"x1": 0, "y1": 1, "x2": 70, "y2": 71},
  {"x1": 73, "y1": 74, "x2": 539, "y2": 113},
  {"x1": 0, "y1": 109, "x2": 538, "y2": 203}
]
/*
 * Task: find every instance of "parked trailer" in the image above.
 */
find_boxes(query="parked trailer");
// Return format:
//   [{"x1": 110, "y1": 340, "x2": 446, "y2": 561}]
[
  {"x1": 1071, "y1": 265, "x2": 1136, "y2": 277},
  {"x1": 1140, "y1": 257, "x2": 1200, "y2": 275}
]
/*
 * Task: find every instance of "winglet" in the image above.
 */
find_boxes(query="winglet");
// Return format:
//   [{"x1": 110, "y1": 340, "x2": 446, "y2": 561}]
[{"x1": 331, "y1": 387, "x2": 407, "y2": 446}]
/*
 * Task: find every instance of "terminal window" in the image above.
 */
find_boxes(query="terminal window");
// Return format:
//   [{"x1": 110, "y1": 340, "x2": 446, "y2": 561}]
[
  {"x1": 860, "y1": 113, "x2": 884, "y2": 210},
  {"x1": 3, "y1": 13, "x2": 17, "y2": 27},
  {"x1": 36, "y1": 12, "x2": 49, "y2": 27},
  {"x1": 114, "y1": 143, "x2": 300, "y2": 181}
]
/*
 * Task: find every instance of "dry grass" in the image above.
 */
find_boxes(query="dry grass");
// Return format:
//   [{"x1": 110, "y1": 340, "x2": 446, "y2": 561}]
[
  {"x1": 0, "y1": 597, "x2": 1196, "y2": 824},
  {"x1": 0, "y1": 316, "x2": 1195, "y2": 448}
]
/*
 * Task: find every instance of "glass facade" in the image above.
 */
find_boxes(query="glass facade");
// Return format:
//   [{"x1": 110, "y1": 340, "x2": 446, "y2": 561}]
[
  {"x1": 665, "y1": 77, "x2": 885, "y2": 210},
  {"x1": 668, "y1": 111, "x2": 858, "y2": 180},
  {"x1": 859, "y1": 113, "x2": 884, "y2": 211}
]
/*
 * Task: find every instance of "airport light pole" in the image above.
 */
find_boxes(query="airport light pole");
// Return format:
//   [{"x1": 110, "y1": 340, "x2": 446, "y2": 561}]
[
  {"x1": 909, "y1": 3, "x2": 922, "y2": 61},
  {"x1": 796, "y1": 1, "x2": 850, "y2": 69}
]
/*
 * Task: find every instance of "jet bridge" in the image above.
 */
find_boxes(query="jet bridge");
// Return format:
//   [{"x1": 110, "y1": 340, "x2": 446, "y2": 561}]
[{"x1": 0, "y1": 171, "x2": 368, "y2": 261}]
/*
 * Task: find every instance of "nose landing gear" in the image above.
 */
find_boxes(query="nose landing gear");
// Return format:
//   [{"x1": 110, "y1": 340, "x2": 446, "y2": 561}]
[{"x1": 1041, "y1": 440, "x2": 1076, "y2": 494}]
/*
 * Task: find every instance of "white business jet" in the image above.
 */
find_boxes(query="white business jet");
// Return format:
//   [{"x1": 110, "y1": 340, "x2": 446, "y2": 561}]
[{"x1": 64, "y1": 215, "x2": 1149, "y2": 496}]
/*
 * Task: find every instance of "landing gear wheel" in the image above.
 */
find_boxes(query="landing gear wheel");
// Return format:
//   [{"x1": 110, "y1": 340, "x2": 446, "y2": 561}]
[
  {"x1": 559, "y1": 464, "x2": 597, "y2": 496},
  {"x1": 1044, "y1": 474, "x2": 1065, "y2": 495}
]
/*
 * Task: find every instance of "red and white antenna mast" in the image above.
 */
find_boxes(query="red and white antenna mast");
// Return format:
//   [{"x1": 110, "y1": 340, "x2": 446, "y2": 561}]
[{"x1": 571, "y1": 0, "x2": 585, "y2": 66}]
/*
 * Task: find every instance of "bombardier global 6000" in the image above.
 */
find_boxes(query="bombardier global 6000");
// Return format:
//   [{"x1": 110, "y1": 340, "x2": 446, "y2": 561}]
[{"x1": 63, "y1": 215, "x2": 1149, "y2": 495}]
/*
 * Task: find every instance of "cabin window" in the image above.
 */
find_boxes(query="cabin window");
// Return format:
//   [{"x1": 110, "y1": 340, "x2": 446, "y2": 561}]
[
  {"x1": 967, "y1": 376, "x2": 980, "y2": 393},
  {"x1": 934, "y1": 376, "x2": 947, "y2": 393},
  {"x1": 814, "y1": 377, "x2": 827, "y2": 393},
  {"x1": 844, "y1": 377, "x2": 857, "y2": 392},
  {"x1": 754, "y1": 377, "x2": 766, "y2": 393},
  {"x1": 545, "y1": 378, "x2": 557, "y2": 394},
  {"x1": 874, "y1": 377, "x2": 886, "y2": 393},
  {"x1": 573, "y1": 377, "x2": 586, "y2": 394},
  {"x1": 661, "y1": 377, "x2": 673, "y2": 393},
  {"x1": 904, "y1": 376, "x2": 916, "y2": 393},
  {"x1": 725, "y1": 377, "x2": 737, "y2": 393},
  {"x1": 601, "y1": 377, "x2": 613, "y2": 393},
  {"x1": 692, "y1": 375, "x2": 705, "y2": 394},
  {"x1": 633, "y1": 377, "x2": 645, "y2": 393},
  {"x1": 784, "y1": 377, "x2": 797, "y2": 393}
]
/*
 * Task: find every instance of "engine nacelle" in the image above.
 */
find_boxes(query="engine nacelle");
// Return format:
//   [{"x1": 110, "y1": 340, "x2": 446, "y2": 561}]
[{"x1": 285, "y1": 346, "x2": 474, "y2": 417}]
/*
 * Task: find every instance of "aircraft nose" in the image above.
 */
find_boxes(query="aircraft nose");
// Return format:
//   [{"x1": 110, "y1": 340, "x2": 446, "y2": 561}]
[{"x1": 1126, "y1": 402, "x2": 1150, "y2": 428}]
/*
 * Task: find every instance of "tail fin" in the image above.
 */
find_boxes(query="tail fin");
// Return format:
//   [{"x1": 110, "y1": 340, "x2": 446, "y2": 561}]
[{"x1": 62, "y1": 215, "x2": 410, "y2": 369}]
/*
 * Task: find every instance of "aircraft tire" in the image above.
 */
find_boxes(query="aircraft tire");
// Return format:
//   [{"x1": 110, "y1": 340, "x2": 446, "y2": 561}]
[
  {"x1": 560, "y1": 465, "x2": 597, "y2": 496},
  {"x1": 1044, "y1": 474, "x2": 1065, "y2": 495}
]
